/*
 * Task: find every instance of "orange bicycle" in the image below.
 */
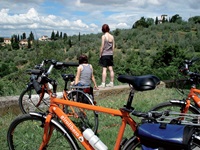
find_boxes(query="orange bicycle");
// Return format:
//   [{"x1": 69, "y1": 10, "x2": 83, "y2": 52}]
[
  {"x1": 18, "y1": 59, "x2": 98, "y2": 133},
  {"x1": 7, "y1": 61, "x2": 200, "y2": 149},
  {"x1": 151, "y1": 57, "x2": 200, "y2": 114}
]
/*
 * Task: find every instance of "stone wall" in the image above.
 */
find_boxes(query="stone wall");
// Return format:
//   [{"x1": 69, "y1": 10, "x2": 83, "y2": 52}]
[{"x1": 0, "y1": 82, "x2": 165, "y2": 116}]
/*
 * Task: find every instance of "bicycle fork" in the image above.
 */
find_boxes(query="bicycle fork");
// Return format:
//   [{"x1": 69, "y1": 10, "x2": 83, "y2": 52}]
[{"x1": 39, "y1": 114, "x2": 54, "y2": 150}]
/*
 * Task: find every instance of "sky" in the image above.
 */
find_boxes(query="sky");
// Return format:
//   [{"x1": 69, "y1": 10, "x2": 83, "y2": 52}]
[{"x1": 0, "y1": 0, "x2": 200, "y2": 38}]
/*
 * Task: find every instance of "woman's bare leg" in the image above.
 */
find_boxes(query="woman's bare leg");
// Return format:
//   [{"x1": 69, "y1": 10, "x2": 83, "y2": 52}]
[
  {"x1": 108, "y1": 66, "x2": 114, "y2": 82},
  {"x1": 102, "y1": 67, "x2": 107, "y2": 83}
]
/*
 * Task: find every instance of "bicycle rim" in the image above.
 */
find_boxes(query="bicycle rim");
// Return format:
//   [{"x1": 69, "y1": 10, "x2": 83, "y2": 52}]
[
  {"x1": 19, "y1": 88, "x2": 50, "y2": 114},
  {"x1": 7, "y1": 114, "x2": 77, "y2": 150},
  {"x1": 67, "y1": 91, "x2": 99, "y2": 134},
  {"x1": 122, "y1": 136, "x2": 141, "y2": 150}
]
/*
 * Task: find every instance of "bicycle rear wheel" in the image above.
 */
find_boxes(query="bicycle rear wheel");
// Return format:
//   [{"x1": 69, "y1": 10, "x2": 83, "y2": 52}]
[
  {"x1": 122, "y1": 136, "x2": 141, "y2": 150},
  {"x1": 19, "y1": 87, "x2": 50, "y2": 114},
  {"x1": 7, "y1": 114, "x2": 79, "y2": 150},
  {"x1": 67, "y1": 90, "x2": 99, "y2": 134},
  {"x1": 150, "y1": 101, "x2": 200, "y2": 114},
  {"x1": 122, "y1": 135, "x2": 200, "y2": 150},
  {"x1": 150, "y1": 101, "x2": 200, "y2": 124},
  {"x1": 192, "y1": 131, "x2": 200, "y2": 149}
]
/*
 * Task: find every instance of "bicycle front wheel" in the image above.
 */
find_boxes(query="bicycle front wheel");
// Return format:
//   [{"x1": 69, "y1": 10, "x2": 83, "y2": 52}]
[
  {"x1": 67, "y1": 90, "x2": 99, "y2": 134},
  {"x1": 19, "y1": 87, "x2": 50, "y2": 114},
  {"x1": 7, "y1": 114, "x2": 79, "y2": 150}
]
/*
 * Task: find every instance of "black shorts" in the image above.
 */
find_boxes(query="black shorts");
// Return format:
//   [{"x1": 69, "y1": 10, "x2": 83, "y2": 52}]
[{"x1": 101, "y1": 55, "x2": 114, "y2": 67}]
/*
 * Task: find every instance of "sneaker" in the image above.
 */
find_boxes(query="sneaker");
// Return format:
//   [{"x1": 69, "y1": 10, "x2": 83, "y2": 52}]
[
  {"x1": 98, "y1": 83, "x2": 105, "y2": 88},
  {"x1": 106, "y1": 82, "x2": 114, "y2": 87}
]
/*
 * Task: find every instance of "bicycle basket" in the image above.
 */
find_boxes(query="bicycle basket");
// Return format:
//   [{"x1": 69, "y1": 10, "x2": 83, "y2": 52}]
[{"x1": 136, "y1": 123, "x2": 194, "y2": 149}]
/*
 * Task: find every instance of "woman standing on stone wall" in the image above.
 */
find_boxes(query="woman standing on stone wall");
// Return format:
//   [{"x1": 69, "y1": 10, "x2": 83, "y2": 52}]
[{"x1": 98, "y1": 24, "x2": 115, "y2": 88}]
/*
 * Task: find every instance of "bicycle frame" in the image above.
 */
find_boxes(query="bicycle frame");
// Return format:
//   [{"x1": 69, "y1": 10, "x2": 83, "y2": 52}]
[
  {"x1": 37, "y1": 83, "x2": 81, "y2": 117},
  {"x1": 187, "y1": 87, "x2": 200, "y2": 107},
  {"x1": 31, "y1": 74, "x2": 96, "y2": 124},
  {"x1": 40, "y1": 93, "x2": 137, "y2": 150},
  {"x1": 176, "y1": 58, "x2": 200, "y2": 113},
  {"x1": 177, "y1": 86, "x2": 200, "y2": 114}
]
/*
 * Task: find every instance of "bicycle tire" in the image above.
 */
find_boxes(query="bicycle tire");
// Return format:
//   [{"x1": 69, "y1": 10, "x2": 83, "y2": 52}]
[
  {"x1": 67, "y1": 90, "x2": 99, "y2": 134},
  {"x1": 192, "y1": 132, "x2": 200, "y2": 149},
  {"x1": 7, "y1": 113, "x2": 79, "y2": 150},
  {"x1": 19, "y1": 87, "x2": 50, "y2": 114},
  {"x1": 122, "y1": 136, "x2": 141, "y2": 150},
  {"x1": 150, "y1": 101, "x2": 200, "y2": 114}
]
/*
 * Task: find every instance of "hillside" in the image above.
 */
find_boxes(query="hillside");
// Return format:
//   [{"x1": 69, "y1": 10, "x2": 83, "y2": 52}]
[{"x1": 1, "y1": 21, "x2": 200, "y2": 96}]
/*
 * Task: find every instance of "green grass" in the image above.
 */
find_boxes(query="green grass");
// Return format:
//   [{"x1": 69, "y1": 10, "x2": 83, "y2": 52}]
[
  {"x1": 0, "y1": 87, "x2": 184, "y2": 149},
  {"x1": 0, "y1": 113, "x2": 19, "y2": 150}
]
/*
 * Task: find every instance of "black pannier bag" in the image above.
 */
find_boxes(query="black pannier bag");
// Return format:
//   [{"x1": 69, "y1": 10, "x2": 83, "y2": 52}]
[{"x1": 135, "y1": 123, "x2": 195, "y2": 150}]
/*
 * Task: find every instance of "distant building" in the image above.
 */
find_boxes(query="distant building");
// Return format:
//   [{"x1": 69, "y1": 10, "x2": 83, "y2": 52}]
[
  {"x1": 158, "y1": 14, "x2": 168, "y2": 24},
  {"x1": 4, "y1": 38, "x2": 11, "y2": 45},
  {"x1": 1, "y1": 38, "x2": 11, "y2": 46},
  {"x1": 1, "y1": 37, "x2": 33, "y2": 48},
  {"x1": 19, "y1": 39, "x2": 28, "y2": 45},
  {"x1": 19, "y1": 39, "x2": 33, "y2": 48},
  {"x1": 39, "y1": 35, "x2": 50, "y2": 41}
]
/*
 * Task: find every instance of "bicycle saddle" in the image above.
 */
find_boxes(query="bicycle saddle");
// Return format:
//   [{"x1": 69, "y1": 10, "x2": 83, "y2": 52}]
[
  {"x1": 117, "y1": 74, "x2": 160, "y2": 91},
  {"x1": 61, "y1": 74, "x2": 75, "y2": 81}
]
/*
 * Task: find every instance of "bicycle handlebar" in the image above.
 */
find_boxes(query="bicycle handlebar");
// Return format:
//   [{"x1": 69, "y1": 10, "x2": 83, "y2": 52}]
[
  {"x1": 179, "y1": 57, "x2": 200, "y2": 76},
  {"x1": 38, "y1": 59, "x2": 78, "y2": 93},
  {"x1": 182, "y1": 57, "x2": 200, "y2": 67},
  {"x1": 131, "y1": 110, "x2": 170, "y2": 119},
  {"x1": 34, "y1": 59, "x2": 79, "y2": 70},
  {"x1": 45, "y1": 60, "x2": 78, "y2": 74},
  {"x1": 188, "y1": 71, "x2": 200, "y2": 77},
  {"x1": 26, "y1": 59, "x2": 78, "y2": 94}
]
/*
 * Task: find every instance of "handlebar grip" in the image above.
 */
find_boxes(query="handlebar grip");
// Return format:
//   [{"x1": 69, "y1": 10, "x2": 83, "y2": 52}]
[
  {"x1": 54, "y1": 62, "x2": 79, "y2": 69},
  {"x1": 191, "y1": 57, "x2": 200, "y2": 64},
  {"x1": 26, "y1": 69, "x2": 42, "y2": 75},
  {"x1": 32, "y1": 79, "x2": 42, "y2": 94},
  {"x1": 131, "y1": 111, "x2": 148, "y2": 118},
  {"x1": 63, "y1": 62, "x2": 79, "y2": 67}
]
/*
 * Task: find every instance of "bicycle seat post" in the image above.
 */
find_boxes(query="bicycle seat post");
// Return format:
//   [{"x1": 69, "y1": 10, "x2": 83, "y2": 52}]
[
  {"x1": 51, "y1": 79, "x2": 57, "y2": 97},
  {"x1": 125, "y1": 87, "x2": 135, "y2": 110},
  {"x1": 64, "y1": 79, "x2": 69, "y2": 91}
]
